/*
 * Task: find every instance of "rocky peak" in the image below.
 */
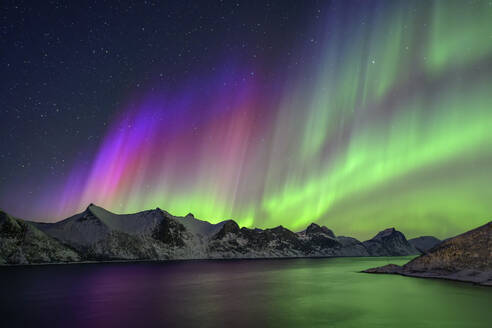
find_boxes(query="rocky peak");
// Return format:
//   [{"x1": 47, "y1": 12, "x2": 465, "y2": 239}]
[
  {"x1": 84, "y1": 203, "x2": 102, "y2": 218},
  {"x1": 270, "y1": 225, "x2": 287, "y2": 233},
  {"x1": 214, "y1": 220, "x2": 240, "y2": 240},
  {"x1": 373, "y1": 228, "x2": 397, "y2": 240},
  {"x1": 305, "y1": 223, "x2": 335, "y2": 238},
  {"x1": 154, "y1": 207, "x2": 169, "y2": 214},
  {"x1": 363, "y1": 227, "x2": 418, "y2": 256},
  {"x1": 306, "y1": 223, "x2": 322, "y2": 234}
]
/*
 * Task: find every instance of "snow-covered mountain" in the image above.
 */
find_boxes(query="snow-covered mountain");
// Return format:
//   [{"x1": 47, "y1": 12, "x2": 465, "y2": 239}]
[{"x1": 1, "y1": 204, "x2": 422, "y2": 265}]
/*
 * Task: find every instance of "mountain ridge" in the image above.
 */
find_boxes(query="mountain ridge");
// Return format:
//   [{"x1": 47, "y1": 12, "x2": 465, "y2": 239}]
[{"x1": 1, "y1": 204, "x2": 438, "y2": 265}]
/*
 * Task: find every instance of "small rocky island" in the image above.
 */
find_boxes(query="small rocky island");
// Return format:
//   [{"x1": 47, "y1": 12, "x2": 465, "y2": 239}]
[{"x1": 364, "y1": 221, "x2": 492, "y2": 286}]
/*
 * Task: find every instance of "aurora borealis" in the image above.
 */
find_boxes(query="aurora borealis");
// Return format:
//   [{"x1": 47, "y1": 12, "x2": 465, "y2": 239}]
[{"x1": 1, "y1": 1, "x2": 492, "y2": 239}]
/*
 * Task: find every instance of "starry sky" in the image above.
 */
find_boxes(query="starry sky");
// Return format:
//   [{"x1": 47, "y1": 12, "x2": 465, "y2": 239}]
[{"x1": 1, "y1": 0, "x2": 492, "y2": 239}]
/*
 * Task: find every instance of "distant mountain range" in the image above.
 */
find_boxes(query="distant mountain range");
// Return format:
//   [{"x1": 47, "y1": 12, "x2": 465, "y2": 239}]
[
  {"x1": 364, "y1": 221, "x2": 492, "y2": 286},
  {"x1": 0, "y1": 204, "x2": 441, "y2": 265}
]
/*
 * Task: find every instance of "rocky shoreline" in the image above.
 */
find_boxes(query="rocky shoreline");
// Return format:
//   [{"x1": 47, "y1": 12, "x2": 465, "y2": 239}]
[{"x1": 363, "y1": 221, "x2": 492, "y2": 286}]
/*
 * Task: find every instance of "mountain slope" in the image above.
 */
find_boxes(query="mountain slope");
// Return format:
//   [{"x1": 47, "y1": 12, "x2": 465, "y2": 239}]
[
  {"x1": 0, "y1": 210, "x2": 80, "y2": 264},
  {"x1": 364, "y1": 221, "x2": 492, "y2": 286},
  {"x1": 1, "y1": 205, "x2": 431, "y2": 264},
  {"x1": 405, "y1": 222, "x2": 491, "y2": 272}
]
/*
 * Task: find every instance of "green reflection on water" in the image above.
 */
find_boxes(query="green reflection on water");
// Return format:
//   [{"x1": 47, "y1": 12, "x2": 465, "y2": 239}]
[
  {"x1": 259, "y1": 257, "x2": 491, "y2": 327},
  {"x1": 183, "y1": 257, "x2": 492, "y2": 328}
]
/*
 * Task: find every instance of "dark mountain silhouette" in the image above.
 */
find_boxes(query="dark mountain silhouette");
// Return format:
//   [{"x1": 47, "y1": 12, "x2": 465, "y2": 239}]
[
  {"x1": 362, "y1": 227, "x2": 419, "y2": 256},
  {"x1": 364, "y1": 221, "x2": 492, "y2": 286},
  {"x1": 408, "y1": 236, "x2": 441, "y2": 253}
]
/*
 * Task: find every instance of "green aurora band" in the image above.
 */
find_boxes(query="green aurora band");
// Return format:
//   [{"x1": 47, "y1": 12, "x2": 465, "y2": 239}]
[
  {"x1": 15, "y1": 0, "x2": 492, "y2": 240},
  {"x1": 256, "y1": 0, "x2": 492, "y2": 238}
]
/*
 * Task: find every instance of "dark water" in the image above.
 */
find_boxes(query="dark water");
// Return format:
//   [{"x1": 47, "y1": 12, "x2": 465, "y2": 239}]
[{"x1": 0, "y1": 257, "x2": 491, "y2": 328}]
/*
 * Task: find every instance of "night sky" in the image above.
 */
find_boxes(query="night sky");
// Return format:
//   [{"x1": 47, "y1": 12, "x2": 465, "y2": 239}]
[{"x1": 1, "y1": 0, "x2": 492, "y2": 239}]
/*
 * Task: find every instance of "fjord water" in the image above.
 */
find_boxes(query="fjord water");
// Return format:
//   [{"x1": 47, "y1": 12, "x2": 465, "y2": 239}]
[{"x1": 0, "y1": 257, "x2": 490, "y2": 328}]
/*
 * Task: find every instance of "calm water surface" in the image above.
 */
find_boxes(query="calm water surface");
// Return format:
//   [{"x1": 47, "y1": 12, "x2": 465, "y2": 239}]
[{"x1": 0, "y1": 257, "x2": 490, "y2": 328}]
